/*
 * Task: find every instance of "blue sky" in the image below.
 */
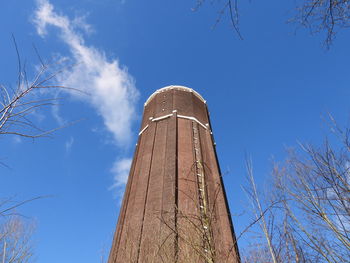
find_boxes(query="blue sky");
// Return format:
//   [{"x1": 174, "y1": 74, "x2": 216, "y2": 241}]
[{"x1": 1, "y1": 0, "x2": 350, "y2": 262}]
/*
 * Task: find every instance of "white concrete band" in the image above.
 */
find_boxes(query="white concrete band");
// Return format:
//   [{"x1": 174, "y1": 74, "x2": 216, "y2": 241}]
[
  {"x1": 138, "y1": 112, "x2": 210, "y2": 136},
  {"x1": 138, "y1": 124, "x2": 149, "y2": 135},
  {"x1": 144, "y1": 85, "x2": 206, "y2": 106},
  {"x1": 177, "y1": 114, "x2": 208, "y2": 130}
]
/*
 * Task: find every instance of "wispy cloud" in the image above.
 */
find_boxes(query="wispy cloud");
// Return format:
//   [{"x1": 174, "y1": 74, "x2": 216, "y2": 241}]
[
  {"x1": 109, "y1": 158, "x2": 132, "y2": 199},
  {"x1": 33, "y1": 0, "x2": 138, "y2": 195},
  {"x1": 33, "y1": 0, "x2": 139, "y2": 146},
  {"x1": 12, "y1": 136, "x2": 22, "y2": 144},
  {"x1": 51, "y1": 103, "x2": 64, "y2": 126},
  {"x1": 65, "y1": 136, "x2": 74, "y2": 153}
]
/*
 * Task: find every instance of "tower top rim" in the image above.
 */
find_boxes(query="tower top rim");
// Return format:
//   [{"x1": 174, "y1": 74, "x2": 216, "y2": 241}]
[{"x1": 144, "y1": 85, "x2": 206, "y2": 106}]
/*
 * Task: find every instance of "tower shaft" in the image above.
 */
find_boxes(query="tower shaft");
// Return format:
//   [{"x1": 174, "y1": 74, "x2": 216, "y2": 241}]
[{"x1": 108, "y1": 86, "x2": 240, "y2": 263}]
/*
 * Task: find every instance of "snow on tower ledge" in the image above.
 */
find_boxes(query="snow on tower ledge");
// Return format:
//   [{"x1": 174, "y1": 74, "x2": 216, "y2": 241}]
[{"x1": 144, "y1": 85, "x2": 206, "y2": 106}]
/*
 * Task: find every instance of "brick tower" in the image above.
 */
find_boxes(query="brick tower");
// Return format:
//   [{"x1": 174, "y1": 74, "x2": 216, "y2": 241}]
[{"x1": 108, "y1": 86, "x2": 240, "y2": 263}]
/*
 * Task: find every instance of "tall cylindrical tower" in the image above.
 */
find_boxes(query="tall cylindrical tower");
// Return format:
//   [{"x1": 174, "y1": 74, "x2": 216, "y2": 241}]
[{"x1": 108, "y1": 86, "x2": 240, "y2": 263}]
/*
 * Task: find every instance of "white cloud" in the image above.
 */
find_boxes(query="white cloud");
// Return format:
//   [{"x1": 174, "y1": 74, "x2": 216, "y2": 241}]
[
  {"x1": 65, "y1": 136, "x2": 74, "y2": 153},
  {"x1": 33, "y1": 0, "x2": 137, "y2": 198},
  {"x1": 109, "y1": 158, "x2": 132, "y2": 199},
  {"x1": 33, "y1": 0, "x2": 139, "y2": 146},
  {"x1": 12, "y1": 136, "x2": 22, "y2": 144},
  {"x1": 51, "y1": 103, "x2": 64, "y2": 126}
]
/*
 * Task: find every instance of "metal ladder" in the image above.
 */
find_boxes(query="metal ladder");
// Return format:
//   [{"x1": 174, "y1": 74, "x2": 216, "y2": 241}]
[{"x1": 192, "y1": 121, "x2": 214, "y2": 262}]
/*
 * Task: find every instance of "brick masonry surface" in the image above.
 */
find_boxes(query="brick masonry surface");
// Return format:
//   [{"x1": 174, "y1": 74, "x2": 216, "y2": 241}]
[{"x1": 108, "y1": 86, "x2": 240, "y2": 263}]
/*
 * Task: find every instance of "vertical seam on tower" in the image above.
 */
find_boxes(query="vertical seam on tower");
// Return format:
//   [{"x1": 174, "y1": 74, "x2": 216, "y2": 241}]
[
  {"x1": 159, "y1": 118, "x2": 168, "y2": 259},
  {"x1": 136, "y1": 122, "x2": 158, "y2": 262},
  {"x1": 174, "y1": 93, "x2": 179, "y2": 262}
]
